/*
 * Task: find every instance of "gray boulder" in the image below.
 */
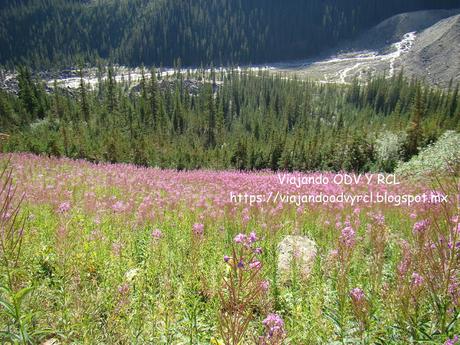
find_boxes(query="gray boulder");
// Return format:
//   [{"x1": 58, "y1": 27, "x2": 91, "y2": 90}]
[{"x1": 277, "y1": 235, "x2": 317, "y2": 281}]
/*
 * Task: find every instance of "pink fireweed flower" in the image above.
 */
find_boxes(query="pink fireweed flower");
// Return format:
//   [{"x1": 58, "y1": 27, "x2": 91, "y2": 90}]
[
  {"x1": 249, "y1": 260, "x2": 262, "y2": 269},
  {"x1": 254, "y1": 247, "x2": 263, "y2": 255},
  {"x1": 1, "y1": 211, "x2": 12, "y2": 221},
  {"x1": 57, "y1": 201, "x2": 71, "y2": 213},
  {"x1": 413, "y1": 219, "x2": 430, "y2": 235},
  {"x1": 397, "y1": 240, "x2": 411, "y2": 276},
  {"x1": 349, "y1": 287, "x2": 368, "y2": 326},
  {"x1": 151, "y1": 229, "x2": 163, "y2": 240},
  {"x1": 193, "y1": 223, "x2": 204, "y2": 236},
  {"x1": 112, "y1": 201, "x2": 127, "y2": 213},
  {"x1": 453, "y1": 221, "x2": 460, "y2": 235},
  {"x1": 234, "y1": 233, "x2": 246, "y2": 244},
  {"x1": 350, "y1": 287, "x2": 365, "y2": 302},
  {"x1": 411, "y1": 272, "x2": 424, "y2": 288},
  {"x1": 234, "y1": 231, "x2": 259, "y2": 248},
  {"x1": 371, "y1": 212, "x2": 385, "y2": 225},
  {"x1": 445, "y1": 335, "x2": 459, "y2": 345},
  {"x1": 448, "y1": 278, "x2": 460, "y2": 305},
  {"x1": 340, "y1": 226, "x2": 356, "y2": 247},
  {"x1": 249, "y1": 231, "x2": 258, "y2": 243},
  {"x1": 446, "y1": 234, "x2": 460, "y2": 249},
  {"x1": 223, "y1": 255, "x2": 231, "y2": 263},
  {"x1": 260, "y1": 280, "x2": 270, "y2": 292},
  {"x1": 428, "y1": 241, "x2": 437, "y2": 249},
  {"x1": 262, "y1": 313, "x2": 285, "y2": 339},
  {"x1": 118, "y1": 282, "x2": 130, "y2": 295}
]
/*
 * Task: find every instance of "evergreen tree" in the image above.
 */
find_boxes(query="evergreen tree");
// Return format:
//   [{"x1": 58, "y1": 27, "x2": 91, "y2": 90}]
[
  {"x1": 404, "y1": 86, "x2": 424, "y2": 159},
  {"x1": 78, "y1": 67, "x2": 90, "y2": 123}
]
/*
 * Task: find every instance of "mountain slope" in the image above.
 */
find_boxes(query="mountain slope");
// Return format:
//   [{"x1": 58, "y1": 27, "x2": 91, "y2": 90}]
[
  {"x1": 402, "y1": 14, "x2": 460, "y2": 86},
  {"x1": 269, "y1": 8, "x2": 460, "y2": 88},
  {"x1": 1, "y1": 0, "x2": 460, "y2": 68},
  {"x1": 347, "y1": 8, "x2": 460, "y2": 51}
]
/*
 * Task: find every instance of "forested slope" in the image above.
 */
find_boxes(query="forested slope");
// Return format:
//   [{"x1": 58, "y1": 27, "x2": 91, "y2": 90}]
[
  {"x1": 1, "y1": 0, "x2": 460, "y2": 68},
  {"x1": 1, "y1": 67, "x2": 459, "y2": 172}
]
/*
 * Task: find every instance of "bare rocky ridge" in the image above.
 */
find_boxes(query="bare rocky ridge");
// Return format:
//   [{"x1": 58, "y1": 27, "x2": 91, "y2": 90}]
[
  {"x1": 271, "y1": 8, "x2": 460, "y2": 88},
  {"x1": 402, "y1": 14, "x2": 460, "y2": 87},
  {"x1": 346, "y1": 8, "x2": 460, "y2": 52}
]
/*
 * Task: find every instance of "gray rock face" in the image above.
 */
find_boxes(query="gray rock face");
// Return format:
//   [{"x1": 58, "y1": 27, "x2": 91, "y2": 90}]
[
  {"x1": 277, "y1": 235, "x2": 317, "y2": 281},
  {"x1": 402, "y1": 14, "x2": 460, "y2": 88},
  {"x1": 349, "y1": 8, "x2": 460, "y2": 52},
  {"x1": 273, "y1": 9, "x2": 460, "y2": 87},
  {"x1": 0, "y1": 71, "x2": 19, "y2": 95}
]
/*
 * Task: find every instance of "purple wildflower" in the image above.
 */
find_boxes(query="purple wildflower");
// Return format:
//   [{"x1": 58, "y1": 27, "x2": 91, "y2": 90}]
[
  {"x1": 454, "y1": 222, "x2": 460, "y2": 235},
  {"x1": 58, "y1": 201, "x2": 71, "y2": 213},
  {"x1": 118, "y1": 282, "x2": 130, "y2": 295},
  {"x1": 234, "y1": 233, "x2": 246, "y2": 244},
  {"x1": 372, "y1": 212, "x2": 385, "y2": 225},
  {"x1": 350, "y1": 287, "x2": 365, "y2": 302},
  {"x1": 234, "y1": 232, "x2": 259, "y2": 248},
  {"x1": 340, "y1": 226, "x2": 356, "y2": 247},
  {"x1": 411, "y1": 272, "x2": 424, "y2": 288},
  {"x1": 112, "y1": 200, "x2": 127, "y2": 213},
  {"x1": 254, "y1": 247, "x2": 263, "y2": 254},
  {"x1": 151, "y1": 229, "x2": 163, "y2": 239},
  {"x1": 413, "y1": 220, "x2": 430, "y2": 235},
  {"x1": 249, "y1": 260, "x2": 261, "y2": 269},
  {"x1": 449, "y1": 278, "x2": 460, "y2": 305},
  {"x1": 445, "y1": 335, "x2": 459, "y2": 345},
  {"x1": 260, "y1": 280, "x2": 270, "y2": 292},
  {"x1": 262, "y1": 313, "x2": 285, "y2": 339},
  {"x1": 249, "y1": 231, "x2": 258, "y2": 243},
  {"x1": 193, "y1": 223, "x2": 204, "y2": 236}
]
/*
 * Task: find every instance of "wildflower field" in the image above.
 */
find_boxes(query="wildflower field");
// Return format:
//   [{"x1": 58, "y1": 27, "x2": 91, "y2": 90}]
[{"x1": 1, "y1": 153, "x2": 459, "y2": 344}]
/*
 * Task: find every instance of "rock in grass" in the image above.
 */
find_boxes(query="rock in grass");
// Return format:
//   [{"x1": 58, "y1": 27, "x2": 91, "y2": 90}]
[{"x1": 277, "y1": 235, "x2": 317, "y2": 282}]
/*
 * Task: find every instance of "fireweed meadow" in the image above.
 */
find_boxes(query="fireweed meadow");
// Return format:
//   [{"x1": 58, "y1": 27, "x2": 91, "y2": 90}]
[{"x1": 0, "y1": 152, "x2": 459, "y2": 344}]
